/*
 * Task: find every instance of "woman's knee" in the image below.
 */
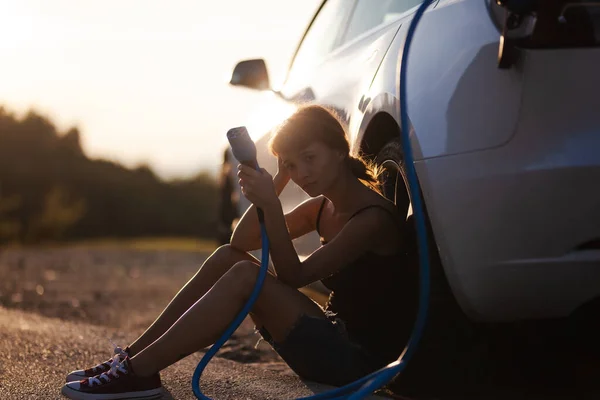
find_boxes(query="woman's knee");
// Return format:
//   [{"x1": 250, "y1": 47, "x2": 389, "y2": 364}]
[
  {"x1": 204, "y1": 244, "x2": 255, "y2": 269},
  {"x1": 210, "y1": 243, "x2": 242, "y2": 259},
  {"x1": 221, "y1": 261, "x2": 260, "y2": 296},
  {"x1": 186, "y1": 245, "x2": 256, "y2": 291}
]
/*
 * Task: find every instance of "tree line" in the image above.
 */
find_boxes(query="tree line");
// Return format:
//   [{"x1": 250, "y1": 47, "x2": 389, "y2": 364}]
[{"x1": 0, "y1": 106, "x2": 219, "y2": 244}]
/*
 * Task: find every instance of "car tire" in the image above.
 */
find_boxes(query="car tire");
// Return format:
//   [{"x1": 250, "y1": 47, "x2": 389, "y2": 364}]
[{"x1": 374, "y1": 139, "x2": 490, "y2": 397}]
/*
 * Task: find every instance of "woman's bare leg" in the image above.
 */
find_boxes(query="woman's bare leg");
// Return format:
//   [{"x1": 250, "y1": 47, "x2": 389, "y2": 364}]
[
  {"x1": 127, "y1": 245, "x2": 258, "y2": 356},
  {"x1": 130, "y1": 260, "x2": 325, "y2": 377}
]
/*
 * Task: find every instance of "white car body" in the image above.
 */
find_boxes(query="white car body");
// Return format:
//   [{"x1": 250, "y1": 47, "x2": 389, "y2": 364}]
[{"x1": 224, "y1": 0, "x2": 600, "y2": 322}]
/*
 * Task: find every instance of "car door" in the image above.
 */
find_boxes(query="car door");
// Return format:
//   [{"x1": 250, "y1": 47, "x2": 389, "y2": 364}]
[{"x1": 279, "y1": 0, "x2": 356, "y2": 104}]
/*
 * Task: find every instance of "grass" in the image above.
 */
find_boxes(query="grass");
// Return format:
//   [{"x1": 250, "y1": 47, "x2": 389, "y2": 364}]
[
  {"x1": 68, "y1": 236, "x2": 219, "y2": 253},
  {"x1": 4, "y1": 236, "x2": 219, "y2": 253},
  {"x1": 3, "y1": 235, "x2": 331, "y2": 306}
]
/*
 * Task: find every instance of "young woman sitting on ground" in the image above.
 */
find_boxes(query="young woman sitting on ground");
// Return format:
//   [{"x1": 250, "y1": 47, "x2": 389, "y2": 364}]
[{"x1": 61, "y1": 104, "x2": 417, "y2": 399}]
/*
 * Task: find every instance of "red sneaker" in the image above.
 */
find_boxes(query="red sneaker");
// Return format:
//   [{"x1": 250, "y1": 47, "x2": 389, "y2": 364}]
[
  {"x1": 61, "y1": 356, "x2": 162, "y2": 400},
  {"x1": 66, "y1": 346, "x2": 130, "y2": 383}
]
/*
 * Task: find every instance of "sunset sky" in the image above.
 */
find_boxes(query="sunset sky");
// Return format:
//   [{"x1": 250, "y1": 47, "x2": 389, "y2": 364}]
[{"x1": 0, "y1": 0, "x2": 321, "y2": 179}]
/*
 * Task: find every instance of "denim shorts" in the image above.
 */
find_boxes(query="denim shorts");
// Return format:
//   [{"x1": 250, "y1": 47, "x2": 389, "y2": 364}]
[{"x1": 256, "y1": 313, "x2": 381, "y2": 387}]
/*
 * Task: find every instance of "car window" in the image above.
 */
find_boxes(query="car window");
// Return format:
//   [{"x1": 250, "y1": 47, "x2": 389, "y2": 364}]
[
  {"x1": 343, "y1": 0, "x2": 422, "y2": 43},
  {"x1": 289, "y1": 0, "x2": 354, "y2": 75}
]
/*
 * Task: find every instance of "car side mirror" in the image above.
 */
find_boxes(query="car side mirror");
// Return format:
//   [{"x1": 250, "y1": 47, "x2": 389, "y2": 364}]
[{"x1": 229, "y1": 59, "x2": 271, "y2": 91}]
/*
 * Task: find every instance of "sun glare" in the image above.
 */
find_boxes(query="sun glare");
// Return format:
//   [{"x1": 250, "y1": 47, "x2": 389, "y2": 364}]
[{"x1": 245, "y1": 91, "x2": 297, "y2": 141}]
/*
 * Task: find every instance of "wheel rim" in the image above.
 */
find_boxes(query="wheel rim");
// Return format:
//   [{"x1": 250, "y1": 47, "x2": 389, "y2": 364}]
[{"x1": 379, "y1": 159, "x2": 412, "y2": 220}]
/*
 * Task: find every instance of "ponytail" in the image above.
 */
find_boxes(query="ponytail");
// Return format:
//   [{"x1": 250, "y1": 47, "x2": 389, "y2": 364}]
[{"x1": 346, "y1": 155, "x2": 382, "y2": 194}]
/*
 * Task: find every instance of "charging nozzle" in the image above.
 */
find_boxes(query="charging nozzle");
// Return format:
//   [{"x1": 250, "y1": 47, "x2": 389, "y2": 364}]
[
  {"x1": 227, "y1": 126, "x2": 258, "y2": 169},
  {"x1": 226, "y1": 126, "x2": 264, "y2": 223}
]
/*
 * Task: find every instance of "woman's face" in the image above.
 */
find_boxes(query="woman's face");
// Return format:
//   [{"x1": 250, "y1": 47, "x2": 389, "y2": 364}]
[{"x1": 279, "y1": 141, "x2": 345, "y2": 197}]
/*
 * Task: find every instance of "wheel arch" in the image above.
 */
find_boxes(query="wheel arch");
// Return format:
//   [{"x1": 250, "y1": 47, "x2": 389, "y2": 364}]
[{"x1": 352, "y1": 92, "x2": 401, "y2": 159}]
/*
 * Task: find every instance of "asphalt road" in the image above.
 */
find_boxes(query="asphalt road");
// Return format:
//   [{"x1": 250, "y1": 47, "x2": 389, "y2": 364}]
[{"x1": 1, "y1": 245, "x2": 597, "y2": 400}]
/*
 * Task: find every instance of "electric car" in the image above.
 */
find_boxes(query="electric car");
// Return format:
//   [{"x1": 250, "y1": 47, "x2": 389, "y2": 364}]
[{"x1": 219, "y1": 0, "x2": 600, "y2": 324}]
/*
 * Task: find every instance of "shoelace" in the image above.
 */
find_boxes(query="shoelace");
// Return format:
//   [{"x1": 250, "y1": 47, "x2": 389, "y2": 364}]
[
  {"x1": 87, "y1": 354, "x2": 128, "y2": 386},
  {"x1": 91, "y1": 339, "x2": 127, "y2": 374}
]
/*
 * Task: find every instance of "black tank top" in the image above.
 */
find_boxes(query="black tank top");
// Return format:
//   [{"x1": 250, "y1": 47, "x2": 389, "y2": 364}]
[{"x1": 316, "y1": 197, "x2": 419, "y2": 366}]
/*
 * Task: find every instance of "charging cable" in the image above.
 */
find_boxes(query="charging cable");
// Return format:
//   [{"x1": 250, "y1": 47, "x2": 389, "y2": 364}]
[{"x1": 192, "y1": 1, "x2": 434, "y2": 398}]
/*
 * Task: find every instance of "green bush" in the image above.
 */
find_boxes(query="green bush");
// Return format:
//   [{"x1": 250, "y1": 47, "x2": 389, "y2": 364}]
[{"x1": 0, "y1": 106, "x2": 218, "y2": 243}]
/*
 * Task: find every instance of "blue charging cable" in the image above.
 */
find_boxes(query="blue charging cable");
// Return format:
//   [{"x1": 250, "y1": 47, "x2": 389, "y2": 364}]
[{"x1": 192, "y1": 1, "x2": 433, "y2": 398}]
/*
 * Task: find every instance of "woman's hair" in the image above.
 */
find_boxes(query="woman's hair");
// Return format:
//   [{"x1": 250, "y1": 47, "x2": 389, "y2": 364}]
[{"x1": 268, "y1": 105, "x2": 382, "y2": 194}]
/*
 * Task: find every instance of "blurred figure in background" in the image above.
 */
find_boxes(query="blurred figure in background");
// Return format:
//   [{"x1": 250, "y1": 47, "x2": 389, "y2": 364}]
[{"x1": 217, "y1": 149, "x2": 239, "y2": 245}]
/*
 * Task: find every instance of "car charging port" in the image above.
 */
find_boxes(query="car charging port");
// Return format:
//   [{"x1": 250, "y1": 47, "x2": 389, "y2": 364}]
[
  {"x1": 492, "y1": 0, "x2": 600, "y2": 69},
  {"x1": 493, "y1": 0, "x2": 537, "y2": 68}
]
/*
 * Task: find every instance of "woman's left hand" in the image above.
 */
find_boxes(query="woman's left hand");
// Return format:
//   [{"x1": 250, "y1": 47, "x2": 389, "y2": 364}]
[{"x1": 237, "y1": 164, "x2": 279, "y2": 209}]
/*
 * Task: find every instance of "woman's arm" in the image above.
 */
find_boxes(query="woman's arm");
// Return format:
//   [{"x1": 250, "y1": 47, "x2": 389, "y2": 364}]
[
  {"x1": 229, "y1": 174, "x2": 288, "y2": 251},
  {"x1": 230, "y1": 159, "x2": 321, "y2": 252},
  {"x1": 271, "y1": 207, "x2": 393, "y2": 288},
  {"x1": 232, "y1": 162, "x2": 390, "y2": 288},
  {"x1": 260, "y1": 199, "x2": 303, "y2": 285}
]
